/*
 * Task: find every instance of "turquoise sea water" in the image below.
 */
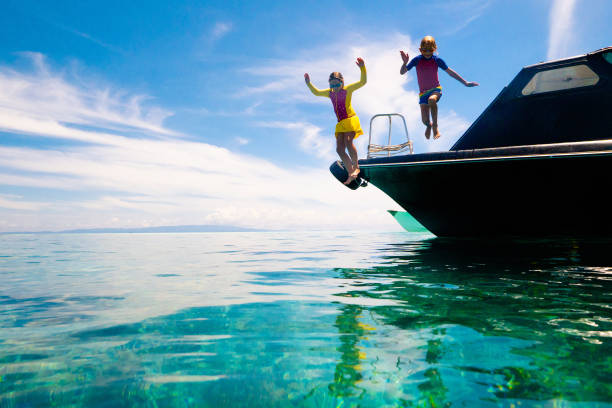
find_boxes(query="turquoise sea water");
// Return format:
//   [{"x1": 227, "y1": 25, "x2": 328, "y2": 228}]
[{"x1": 1, "y1": 231, "x2": 611, "y2": 407}]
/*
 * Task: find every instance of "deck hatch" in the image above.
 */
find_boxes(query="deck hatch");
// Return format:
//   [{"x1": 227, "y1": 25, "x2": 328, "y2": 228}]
[{"x1": 521, "y1": 64, "x2": 599, "y2": 96}]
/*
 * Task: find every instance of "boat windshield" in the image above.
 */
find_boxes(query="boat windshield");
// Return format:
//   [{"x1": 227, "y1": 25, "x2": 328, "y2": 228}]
[{"x1": 522, "y1": 64, "x2": 599, "y2": 96}]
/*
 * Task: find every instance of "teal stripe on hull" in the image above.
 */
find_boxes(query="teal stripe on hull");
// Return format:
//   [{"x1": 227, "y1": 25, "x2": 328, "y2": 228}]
[{"x1": 388, "y1": 210, "x2": 430, "y2": 233}]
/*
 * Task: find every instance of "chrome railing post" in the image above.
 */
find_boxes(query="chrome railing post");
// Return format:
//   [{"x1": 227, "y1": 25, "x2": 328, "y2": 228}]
[{"x1": 387, "y1": 116, "x2": 392, "y2": 157}]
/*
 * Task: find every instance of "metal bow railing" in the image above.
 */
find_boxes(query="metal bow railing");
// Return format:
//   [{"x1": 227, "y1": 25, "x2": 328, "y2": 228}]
[{"x1": 367, "y1": 113, "x2": 413, "y2": 158}]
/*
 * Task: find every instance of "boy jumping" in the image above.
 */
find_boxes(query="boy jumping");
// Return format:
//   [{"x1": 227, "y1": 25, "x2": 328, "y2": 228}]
[{"x1": 400, "y1": 36, "x2": 479, "y2": 139}]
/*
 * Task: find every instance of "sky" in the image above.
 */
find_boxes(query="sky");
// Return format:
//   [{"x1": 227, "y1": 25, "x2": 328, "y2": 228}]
[{"x1": 0, "y1": 0, "x2": 610, "y2": 232}]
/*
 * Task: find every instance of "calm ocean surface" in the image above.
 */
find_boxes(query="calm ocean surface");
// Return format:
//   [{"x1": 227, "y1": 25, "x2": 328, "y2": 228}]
[{"x1": 1, "y1": 231, "x2": 611, "y2": 407}]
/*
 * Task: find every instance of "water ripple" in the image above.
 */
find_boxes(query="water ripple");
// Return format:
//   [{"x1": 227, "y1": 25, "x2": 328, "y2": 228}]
[{"x1": 0, "y1": 232, "x2": 611, "y2": 407}]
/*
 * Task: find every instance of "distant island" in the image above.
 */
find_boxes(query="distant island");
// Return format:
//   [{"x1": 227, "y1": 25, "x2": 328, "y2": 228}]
[{"x1": 0, "y1": 225, "x2": 265, "y2": 234}]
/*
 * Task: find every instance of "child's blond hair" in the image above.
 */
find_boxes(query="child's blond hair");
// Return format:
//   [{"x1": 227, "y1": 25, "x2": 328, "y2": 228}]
[{"x1": 420, "y1": 36, "x2": 437, "y2": 51}]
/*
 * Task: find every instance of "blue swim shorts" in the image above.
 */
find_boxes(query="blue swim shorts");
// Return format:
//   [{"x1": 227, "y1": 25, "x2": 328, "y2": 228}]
[{"x1": 419, "y1": 86, "x2": 442, "y2": 105}]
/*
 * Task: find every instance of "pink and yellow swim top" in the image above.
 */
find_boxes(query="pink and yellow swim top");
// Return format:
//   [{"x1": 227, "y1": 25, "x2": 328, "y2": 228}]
[{"x1": 306, "y1": 64, "x2": 367, "y2": 123}]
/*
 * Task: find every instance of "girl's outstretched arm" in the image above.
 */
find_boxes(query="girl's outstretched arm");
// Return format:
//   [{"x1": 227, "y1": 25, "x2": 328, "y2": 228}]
[
  {"x1": 345, "y1": 58, "x2": 367, "y2": 92},
  {"x1": 304, "y1": 73, "x2": 330, "y2": 97},
  {"x1": 444, "y1": 68, "x2": 479, "y2": 87}
]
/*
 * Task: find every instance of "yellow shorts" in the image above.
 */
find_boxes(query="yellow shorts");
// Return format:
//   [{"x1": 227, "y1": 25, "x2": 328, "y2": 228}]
[{"x1": 335, "y1": 115, "x2": 364, "y2": 138}]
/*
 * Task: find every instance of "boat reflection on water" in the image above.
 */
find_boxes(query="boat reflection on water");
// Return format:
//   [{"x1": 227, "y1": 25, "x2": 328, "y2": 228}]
[{"x1": 325, "y1": 237, "x2": 612, "y2": 406}]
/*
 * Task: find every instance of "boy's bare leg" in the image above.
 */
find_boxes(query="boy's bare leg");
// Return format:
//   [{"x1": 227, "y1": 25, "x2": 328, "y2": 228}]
[
  {"x1": 428, "y1": 94, "x2": 441, "y2": 139},
  {"x1": 345, "y1": 132, "x2": 360, "y2": 178},
  {"x1": 420, "y1": 105, "x2": 432, "y2": 139},
  {"x1": 336, "y1": 134, "x2": 355, "y2": 184}
]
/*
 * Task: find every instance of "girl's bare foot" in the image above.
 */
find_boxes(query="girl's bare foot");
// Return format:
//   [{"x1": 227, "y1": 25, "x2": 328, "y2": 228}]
[
  {"x1": 344, "y1": 174, "x2": 357, "y2": 185},
  {"x1": 425, "y1": 124, "x2": 432, "y2": 139},
  {"x1": 433, "y1": 124, "x2": 441, "y2": 139},
  {"x1": 350, "y1": 168, "x2": 360, "y2": 178}
]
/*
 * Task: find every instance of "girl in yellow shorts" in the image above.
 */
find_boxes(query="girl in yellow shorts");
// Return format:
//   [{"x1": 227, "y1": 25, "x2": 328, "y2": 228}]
[{"x1": 304, "y1": 57, "x2": 367, "y2": 184}]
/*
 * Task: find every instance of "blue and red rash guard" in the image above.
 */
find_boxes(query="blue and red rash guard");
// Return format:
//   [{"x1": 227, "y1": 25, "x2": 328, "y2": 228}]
[{"x1": 405, "y1": 55, "x2": 448, "y2": 94}]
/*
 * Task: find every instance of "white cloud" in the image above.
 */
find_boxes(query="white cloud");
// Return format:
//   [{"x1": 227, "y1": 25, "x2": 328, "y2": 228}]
[
  {"x1": 0, "y1": 54, "x2": 402, "y2": 232},
  {"x1": 0, "y1": 53, "x2": 175, "y2": 138},
  {"x1": 184, "y1": 102, "x2": 261, "y2": 118},
  {"x1": 434, "y1": 0, "x2": 492, "y2": 35},
  {"x1": 0, "y1": 194, "x2": 47, "y2": 211},
  {"x1": 49, "y1": 22, "x2": 125, "y2": 55},
  {"x1": 547, "y1": 0, "x2": 578, "y2": 60},
  {"x1": 211, "y1": 22, "x2": 233, "y2": 41},
  {"x1": 256, "y1": 121, "x2": 335, "y2": 160}
]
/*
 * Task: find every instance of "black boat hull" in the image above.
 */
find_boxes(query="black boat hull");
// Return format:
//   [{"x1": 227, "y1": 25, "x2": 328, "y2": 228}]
[
  {"x1": 361, "y1": 149, "x2": 612, "y2": 237},
  {"x1": 358, "y1": 48, "x2": 612, "y2": 237}
]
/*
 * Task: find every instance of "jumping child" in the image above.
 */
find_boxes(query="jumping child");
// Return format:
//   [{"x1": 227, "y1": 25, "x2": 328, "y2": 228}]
[
  {"x1": 304, "y1": 57, "x2": 366, "y2": 184},
  {"x1": 400, "y1": 36, "x2": 478, "y2": 140}
]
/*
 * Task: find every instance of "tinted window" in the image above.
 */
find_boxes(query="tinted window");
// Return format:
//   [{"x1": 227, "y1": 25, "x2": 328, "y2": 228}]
[
  {"x1": 522, "y1": 64, "x2": 599, "y2": 96},
  {"x1": 604, "y1": 51, "x2": 612, "y2": 64}
]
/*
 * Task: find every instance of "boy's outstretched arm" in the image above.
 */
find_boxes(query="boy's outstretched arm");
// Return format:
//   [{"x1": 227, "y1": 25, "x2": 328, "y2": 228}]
[
  {"x1": 399, "y1": 50, "x2": 410, "y2": 75},
  {"x1": 444, "y1": 68, "x2": 479, "y2": 87}
]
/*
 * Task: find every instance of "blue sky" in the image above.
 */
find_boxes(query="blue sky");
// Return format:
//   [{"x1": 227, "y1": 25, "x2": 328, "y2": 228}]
[{"x1": 0, "y1": 0, "x2": 610, "y2": 232}]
